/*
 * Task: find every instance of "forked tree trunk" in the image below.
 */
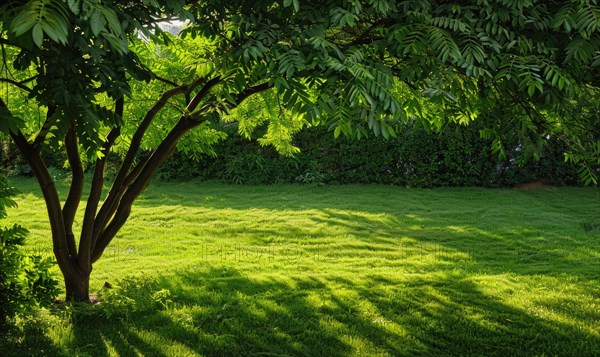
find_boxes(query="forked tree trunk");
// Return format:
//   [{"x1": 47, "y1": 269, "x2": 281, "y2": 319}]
[{"x1": 5, "y1": 80, "x2": 271, "y2": 303}]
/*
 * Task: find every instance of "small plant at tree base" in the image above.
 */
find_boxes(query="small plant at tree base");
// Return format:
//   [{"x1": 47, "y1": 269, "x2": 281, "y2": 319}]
[
  {"x1": 97, "y1": 275, "x2": 172, "y2": 320},
  {"x1": 0, "y1": 175, "x2": 59, "y2": 332}
]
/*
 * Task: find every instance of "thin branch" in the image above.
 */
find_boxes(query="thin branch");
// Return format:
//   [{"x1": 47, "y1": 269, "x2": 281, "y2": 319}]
[
  {"x1": 76, "y1": 98, "x2": 124, "y2": 270},
  {"x1": 79, "y1": 125, "x2": 121, "y2": 269},
  {"x1": 153, "y1": 73, "x2": 179, "y2": 87},
  {"x1": 92, "y1": 79, "x2": 267, "y2": 263},
  {"x1": 186, "y1": 77, "x2": 221, "y2": 113},
  {"x1": 336, "y1": 18, "x2": 393, "y2": 50},
  {"x1": 228, "y1": 82, "x2": 273, "y2": 109},
  {"x1": 185, "y1": 77, "x2": 208, "y2": 100},
  {"x1": 123, "y1": 155, "x2": 150, "y2": 187},
  {"x1": 0, "y1": 78, "x2": 32, "y2": 92},
  {"x1": 32, "y1": 106, "x2": 56, "y2": 151},
  {"x1": 19, "y1": 75, "x2": 38, "y2": 84},
  {"x1": 62, "y1": 122, "x2": 84, "y2": 258},
  {"x1": 118, "y1": 85, "x2": 190, "y2": 176},
  {"x1": 1, "y1": 42, "x2": 28, "y2": 87},
  {"x1": 92, "y1": 82, "x2": 195, "y2": 242}
]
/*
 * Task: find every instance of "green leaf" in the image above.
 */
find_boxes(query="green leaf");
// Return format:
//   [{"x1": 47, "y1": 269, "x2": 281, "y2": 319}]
[
  {"x1": 8, "y1": 0, "x2": 70, "y2": 45},
  {"x1": 0, "y1": 109, "x2": 25, "y2": 135},
  {"x1": 380, "y1": 122, "x2": 390, "y2": 139},
  {"x1": 283, "y1": 0, "x2": 299, "y2": 11},
  {"x1": 223, "y1": 91, "x2": 237, "y2": 105},
  {"x1": 527, "y1": 83, "x2": 535, "y2": 97},
  {"x1": 67, "y1": 0, "x2": 81, "y2": 15},
  {"x1": 10, "y1": 16, "x2": 36, "y2": 37},
  {"x1": 41, "y1": 22, "x2": 62, "y2": 43},
  {"x1": 90, "y1": 10, "x2": 106, "y2": 36},
  {"x1": 32, "y1": 23, "x2": 44, "y2": 47},
  {"x1": 333, "y1": 125, "x2": 341, "y2": 138}
]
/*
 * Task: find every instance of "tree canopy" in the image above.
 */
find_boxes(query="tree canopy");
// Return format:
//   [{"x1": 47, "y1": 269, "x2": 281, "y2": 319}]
[{"x1": 0, "y1": 0, "x2": 599, "y2": 300}]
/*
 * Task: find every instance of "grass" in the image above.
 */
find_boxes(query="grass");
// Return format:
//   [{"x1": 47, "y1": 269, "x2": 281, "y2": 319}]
[{"x1": 1, "y1": 177, "x2": 599, "y2": 356}]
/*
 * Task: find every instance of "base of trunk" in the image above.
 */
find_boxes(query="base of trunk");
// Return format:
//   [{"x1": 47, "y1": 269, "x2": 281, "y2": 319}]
[{"x1": 64, "y1": 271, "x2": 91, "y2": 302}]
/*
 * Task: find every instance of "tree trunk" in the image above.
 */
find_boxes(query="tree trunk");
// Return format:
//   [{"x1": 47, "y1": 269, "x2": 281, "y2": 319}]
[{"x1": 63, "y1": 268, "x2": 92, "y2": 302}]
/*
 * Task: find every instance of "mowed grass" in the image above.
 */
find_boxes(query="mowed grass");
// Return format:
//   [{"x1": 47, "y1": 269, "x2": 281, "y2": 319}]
[{"x1": 1, "y1": 177, "x2": 599, "y2": 356}]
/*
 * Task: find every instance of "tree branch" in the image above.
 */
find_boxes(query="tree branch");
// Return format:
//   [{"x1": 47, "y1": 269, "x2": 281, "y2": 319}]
[
  {"x1": 228, "y1": 82, "x2": 273, "y2": 109},
  {"x1": 32, "y1": 106, "x2": 56, "y2": 151},
  {"x1": 79, "y1": 126, "x2": 121, "y2": 269},
  {"x1": 9, "y1": 129, "x2": 76, "y2": 272},
  {"x1": 1, "y1": 98, "x2": 82, "y2": 282},
  {"x1": 93, "y1": 77, "x2": 220, "y2": 242},
  {"x1": 92, "y1": 79, "x2": 265, "y2": 262},
  {"x1": 92, "y1": 84, "x2": 190, "y2": 242},
  {"x1": 62, "y1": 122, "x2": 83, "y2": 257},
  {"x1": 153, "y1": 73, "x2": 179, "y2": 87},
  {"x1": 79, "y1": 99, "x2": 124, "y2": 269},
  {"x1": 336, "y1": 18, "x2": 393, "y2": 51},
  {"x1": 186, "y1": 77, "x2": 221, "y2": 112},
  {"x1": 91, "y1": 116, "x2": 201, "y2": 263},
  {"x1": 123, "y1": 155, "x2": 150, "y2": 187},
  {"x1": 0, "y1": 78, "x2": 32, "y2": 92}
]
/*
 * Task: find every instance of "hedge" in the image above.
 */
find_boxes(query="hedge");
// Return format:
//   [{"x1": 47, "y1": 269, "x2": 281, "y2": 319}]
[{"x1": 157, "y1": 123, "x2": 579, "y2": 187}]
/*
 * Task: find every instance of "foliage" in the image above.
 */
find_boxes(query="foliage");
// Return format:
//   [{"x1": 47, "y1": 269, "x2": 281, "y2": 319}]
[
  {"x1": 561, "y1": 87, "x2": 600, "y2": 186},
  {"x1": 0, "y1": 175, "x2": 58, "y2": 331},
  {"x1": 56, "y1": 275, "x2": 175, "y2": 323},
  {"x1": 158, "y1": 124, "x2": 580, "y2": 187},
  {"x1": 96, "y1": 275, "x2": 172, "y2": 320}
]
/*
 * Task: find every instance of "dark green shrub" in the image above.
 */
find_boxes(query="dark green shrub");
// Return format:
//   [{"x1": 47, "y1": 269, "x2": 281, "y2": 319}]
[
  {"x1": 0, "y1": 175, "x2": 59, "y2": 332},
  {"x1": 147, "y1": 123, "x2": 582, "y2": 187}
]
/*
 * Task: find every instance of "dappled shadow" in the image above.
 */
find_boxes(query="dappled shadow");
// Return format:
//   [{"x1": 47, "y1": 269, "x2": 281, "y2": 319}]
[
  {"x1": 344, "y1": 273, "x2": 600, "y2": 355},
  {"x1": 67, "y1": 318, "x2": 174, "y2": 356},
  {"x1": 0, "y1": 315, "x2": 66, "y2": 357},
  {"x1": 60, "y1": 266, "x2": 600, "y2": 356},
  {"x1": 64, "y1": 267, "x2": 352, "y2": 356}
]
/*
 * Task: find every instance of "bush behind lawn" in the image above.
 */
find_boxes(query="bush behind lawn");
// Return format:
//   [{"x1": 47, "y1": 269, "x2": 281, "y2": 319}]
[{"x1": 157, "y1": 122, "x2": 580, "y2": 187}]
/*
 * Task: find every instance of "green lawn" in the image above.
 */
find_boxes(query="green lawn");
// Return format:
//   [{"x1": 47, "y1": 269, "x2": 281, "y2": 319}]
[{"x1": 2, "y1": 177, "x2": 599, "y2": 356}]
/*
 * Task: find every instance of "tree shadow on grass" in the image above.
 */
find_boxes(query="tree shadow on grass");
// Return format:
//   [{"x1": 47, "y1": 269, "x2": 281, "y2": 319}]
[
  {"x1": 63, "y1": 267, "x2": 353, "y2": 356},
  {"x1": 0, "y1": 316, "x2": 66, "y2": 357},
  {"x1": 343, "y1": 273, "x2": 600, "y2": 355},
  {"x1": 61, "y1": 266, "x2": 600, "y2": 356},
  {"x1": 14, "y1": 179, "x2": 599, "y2": 281}
]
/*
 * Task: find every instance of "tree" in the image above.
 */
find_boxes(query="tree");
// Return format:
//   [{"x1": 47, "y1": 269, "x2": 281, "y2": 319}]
[{"x1": 1, "y1": 0, "x2": 598, "y2": 301}]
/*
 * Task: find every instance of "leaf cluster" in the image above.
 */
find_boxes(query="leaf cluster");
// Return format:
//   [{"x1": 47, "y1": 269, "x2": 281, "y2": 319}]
[{"x1": 0, "y1": 175, "x2": 59, "y2": 331}]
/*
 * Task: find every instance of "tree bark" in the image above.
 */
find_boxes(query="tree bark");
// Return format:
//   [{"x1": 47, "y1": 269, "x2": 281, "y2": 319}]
[{"x1": 64, "y1": 267, "x2": 92, "y2": 302}]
